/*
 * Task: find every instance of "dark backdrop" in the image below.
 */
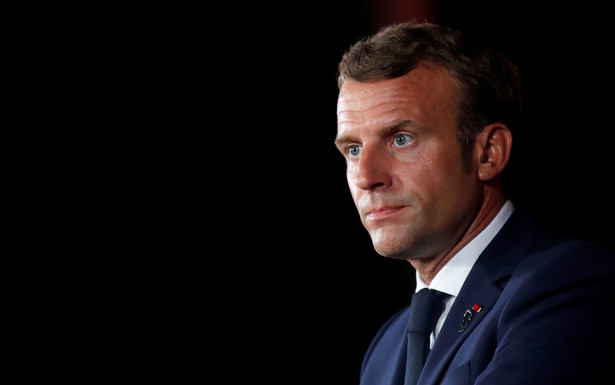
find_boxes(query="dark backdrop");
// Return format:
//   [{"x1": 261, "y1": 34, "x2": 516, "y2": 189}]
[
  {"x1": 179, "y1": 1, "x2": 615, "y2": 383},
  {"x1": 48, "y1": 1, "x2": 615, "y2": 382}
]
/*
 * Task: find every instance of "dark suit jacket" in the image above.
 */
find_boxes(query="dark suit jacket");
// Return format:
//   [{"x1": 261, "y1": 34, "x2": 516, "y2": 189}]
[{"x1": 360, "y1": 208, "x2": 615, "y2": 385}]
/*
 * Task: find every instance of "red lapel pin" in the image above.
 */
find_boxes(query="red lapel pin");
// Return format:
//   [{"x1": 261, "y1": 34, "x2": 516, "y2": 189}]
[{"x1": 459, "y1": 304, "x2": 482, "y2": 332}]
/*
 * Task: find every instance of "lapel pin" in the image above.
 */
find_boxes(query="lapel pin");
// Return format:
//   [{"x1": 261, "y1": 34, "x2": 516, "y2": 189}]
[{"x1": 459, "y1": 304, "x2": 482, "y2": 333}]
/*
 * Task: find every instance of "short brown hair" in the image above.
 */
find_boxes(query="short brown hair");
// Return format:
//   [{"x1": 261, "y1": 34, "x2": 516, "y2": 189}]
[{"x1": 338, "y1": 22, "x2": 523, "y2": 191}]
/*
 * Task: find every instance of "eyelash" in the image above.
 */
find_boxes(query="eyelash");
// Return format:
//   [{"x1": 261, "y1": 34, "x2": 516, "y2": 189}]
[
  {"x1": 394, "y1": 134, "x2": 414, "y2": 147},
  {"x1": 344, "y1": 133, "x2": 415, "y2": 158}
]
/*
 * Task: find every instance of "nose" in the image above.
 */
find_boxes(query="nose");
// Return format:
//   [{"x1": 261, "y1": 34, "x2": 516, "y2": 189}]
[{"x1": 350, "y1": 145, "x2": 391, "y2": 191}]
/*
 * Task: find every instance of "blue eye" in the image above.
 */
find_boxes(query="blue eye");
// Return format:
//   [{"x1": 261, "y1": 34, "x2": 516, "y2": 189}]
[
  {"x1": 394, "y1": 134, "x2": 414, "y2": 147},
  {"x1": 348, "y1": 145, "x2": 361, "y2": 158}
]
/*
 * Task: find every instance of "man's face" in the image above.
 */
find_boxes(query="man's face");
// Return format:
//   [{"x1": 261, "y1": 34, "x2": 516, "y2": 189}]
[{"x1": 335, "y1": 66, "x2": 481, "y2": 262}]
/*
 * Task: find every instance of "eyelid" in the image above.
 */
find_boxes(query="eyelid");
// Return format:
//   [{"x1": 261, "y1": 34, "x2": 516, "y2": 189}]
[
  {"x1": 343, "y1": 142, "x2": 362, "y2": 158},
  {"x1": 394, "y1": 131, "x2": 414, "y2": 137},
  {"x1": 392, "y1": 132, "x2": 415, "y2": 146}
]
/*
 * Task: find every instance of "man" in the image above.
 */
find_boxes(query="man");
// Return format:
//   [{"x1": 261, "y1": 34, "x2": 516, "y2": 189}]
[{"x1": 334, "y1": 22, "x2": 615, "y2": 385}]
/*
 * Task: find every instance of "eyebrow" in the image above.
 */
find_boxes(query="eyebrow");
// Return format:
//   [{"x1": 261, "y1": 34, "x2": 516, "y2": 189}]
[{"x1": 334, "y1": 118, "x2": 419, "y2": 149}]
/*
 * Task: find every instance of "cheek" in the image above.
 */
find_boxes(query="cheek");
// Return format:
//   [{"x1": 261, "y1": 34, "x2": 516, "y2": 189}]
[
  {"x1": 397, "y1": 150, "x2": 462, "y2": 197},
  {"x1": 427, "y1": 152, "x2": 476, "y2": 203},
  {"x1": 397, "y1": 155, "x2": 435, "y2": 185}
]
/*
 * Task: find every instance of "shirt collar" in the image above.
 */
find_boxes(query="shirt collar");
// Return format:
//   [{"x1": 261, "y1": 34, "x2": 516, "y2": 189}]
[{"x1": 416, "y1": 200, "x2": 515, "y2": 296}]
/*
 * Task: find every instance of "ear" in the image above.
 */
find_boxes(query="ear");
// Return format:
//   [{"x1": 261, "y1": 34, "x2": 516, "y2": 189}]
[{"x1": 475, "y1": 123, "x2": 513, "y2": 181}]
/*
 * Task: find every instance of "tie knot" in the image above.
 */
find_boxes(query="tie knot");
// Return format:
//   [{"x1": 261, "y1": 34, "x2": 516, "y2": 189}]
[{"x1": 408, "y1": 288, "x2": 449, "y2": 334}]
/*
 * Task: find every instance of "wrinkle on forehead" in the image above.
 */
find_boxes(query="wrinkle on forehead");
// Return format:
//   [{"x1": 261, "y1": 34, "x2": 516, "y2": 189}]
[{"x1": 336, "y1": 66, "x2": 459, "y2": 134}]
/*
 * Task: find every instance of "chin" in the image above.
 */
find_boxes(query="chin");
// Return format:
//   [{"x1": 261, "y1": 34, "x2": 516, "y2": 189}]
[{"x1": 371, "y1": 238, "x2": 409, "y2": 260}]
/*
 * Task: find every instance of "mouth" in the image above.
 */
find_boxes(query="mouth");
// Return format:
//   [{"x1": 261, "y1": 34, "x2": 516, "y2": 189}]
[{"x1": 366, "y1": 206, "x2": 407, "y2": 221}]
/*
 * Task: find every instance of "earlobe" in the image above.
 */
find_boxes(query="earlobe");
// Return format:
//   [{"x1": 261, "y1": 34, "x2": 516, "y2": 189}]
[{"x1": 476, "y1": 123, "x2": 513, "y2": 181}]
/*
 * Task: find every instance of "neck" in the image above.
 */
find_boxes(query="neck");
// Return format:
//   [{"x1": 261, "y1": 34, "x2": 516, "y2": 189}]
[{"x1": 410, "y1": 190, "x2": 507, "y2": 286}]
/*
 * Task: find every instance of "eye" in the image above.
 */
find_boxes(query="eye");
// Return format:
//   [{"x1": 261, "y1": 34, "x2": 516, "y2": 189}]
[
  {"x1": 393, "y1": 133, "x2": 414, "y2": 148},
  {"x1": 347, "y1": 144, "x2": 362, "y2": 158}
]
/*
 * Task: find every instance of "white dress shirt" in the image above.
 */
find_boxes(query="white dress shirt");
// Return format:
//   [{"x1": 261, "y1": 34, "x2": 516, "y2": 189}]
[{"x1": 415, "y1": 200, "x2": 515, "y2": 348}]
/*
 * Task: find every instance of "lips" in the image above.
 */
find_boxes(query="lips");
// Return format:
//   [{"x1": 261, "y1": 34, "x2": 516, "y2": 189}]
[{"x1": 366, "y1": 206, "x2": 407, "y2": 220}]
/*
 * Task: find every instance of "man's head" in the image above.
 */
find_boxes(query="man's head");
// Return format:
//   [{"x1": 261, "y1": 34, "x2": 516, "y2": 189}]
[
  {"x1": 335, "y1": 22, "x2": 519, "y2": 262},
  {"x1": 337, "y1": 22, "x2": 522, "y2": 175}
]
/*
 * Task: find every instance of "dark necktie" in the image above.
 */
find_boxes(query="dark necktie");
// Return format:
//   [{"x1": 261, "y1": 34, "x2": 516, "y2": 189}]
[{"x1": 404, "y1": 288, "x2": 449, "y2": 385}]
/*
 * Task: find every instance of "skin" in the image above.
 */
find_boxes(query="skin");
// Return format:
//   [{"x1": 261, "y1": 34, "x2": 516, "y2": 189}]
[{"x1": 335, "y1": 65, "x2": 512, "y2": 285}]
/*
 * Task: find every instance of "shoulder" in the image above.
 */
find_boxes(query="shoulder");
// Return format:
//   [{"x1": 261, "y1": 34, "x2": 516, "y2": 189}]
[
  {"x1": 364, "y1": 306, "x2": 409, "y2": 352},
  {"x1": 500, "y1": 235, "x2": 615, "y2": 328},
  {"x1": 517, "y1": 227, "x2": 615, "y2": 284},
  {"x1": 484, "y1": 206, "x2": 615, "y2": 284},
  {"x1": 483, "y1": 207, "x2": 615, "y2": 329},
  {"x1": 499, "y1": 207, "x2": 615, "y2": 294},
  {"x1": 479, "y1": 229, "x2": 615, "y2": 383},
  {"x1": 361, "y1": 305, "x2": 409, "y2": 371}
]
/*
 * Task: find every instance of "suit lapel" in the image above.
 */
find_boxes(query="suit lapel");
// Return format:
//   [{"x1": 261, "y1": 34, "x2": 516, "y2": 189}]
[
  {"x1": 419, "y1": 267, "x2": 501, "y2": 385},
  {"x1": 417, "y1": 208, "x2": 543, "y2": 385}
]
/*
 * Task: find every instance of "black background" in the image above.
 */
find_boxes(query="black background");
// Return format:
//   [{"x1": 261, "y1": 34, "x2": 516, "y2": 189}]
[
  {"x1": 140, "y1": 1, "x2": 615, "y2": 382},
  {"x1": 34, "y1": 1, "x2": 615, "y2": 382}
]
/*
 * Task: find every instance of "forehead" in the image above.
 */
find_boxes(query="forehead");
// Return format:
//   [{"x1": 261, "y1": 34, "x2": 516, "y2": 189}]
[{"x1": 336, "y1": 66, "x2": 458, "y2": 134}]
